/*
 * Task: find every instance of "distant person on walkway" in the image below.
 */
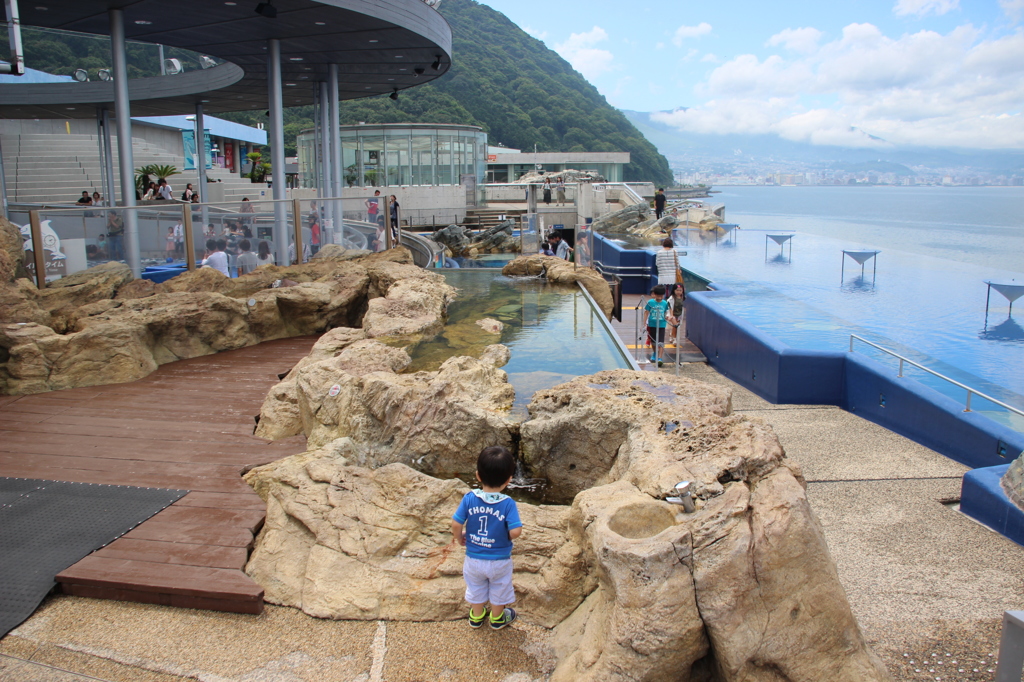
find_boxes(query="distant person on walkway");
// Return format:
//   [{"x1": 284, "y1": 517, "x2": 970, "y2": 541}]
[
  {"x1": 288, "y1": 239, "x2": 311, "y2": 264},
  {"x1": 240, "y1": 197, "x2": 255, "y2": 230},
  {"x1": 451, "y1": 445, "x2": 522, "y2": 631},
  {"x1": 166, "y1": 227, "x2": 176, "y2": 259},
  {"x1": 156, "y1": 179, "x2": 173, "y2": 201},
  {"x1": 366, "y1": 190, "x2": 381, "y2": 223},
  {"x1": 236, "y1": 239, "x2": 259, "y2": 275},
  {"x1": 389, "y1": 195, "x2": 400, "y2": 236},
  {"x1": 191, "y1": 192, "x2": 200, "y2": 204},
  {"x1": 182, "y1": 183, "x2": 194, "y2": 202},
  {"x1": 91, "y1": 191, "x2": 103, "y2": 206},
  {"x1": 654, "y1": 188, "x2": 666, "y2": 219},
  {"x1": 173, "y1": 220, "x2": 184, "y2": 257},
  {"x1": 547, "y1": 231, "x2": 572, "y2": 260},
  {"x1": 256, "y1": 240, "x2": 275, "y2": 266},
  {"x1": 143, "y1": 182, "x2": 157, "y2": 200},
  {"x1": 96, "y1": 233, "x2": 108, "y2": 258},
  {"x1": 201, "y1": 238, "x2": 230, "y2": 277},
  {"x1": 668, "y1": 282, "x2": 685, "y2": 344},
  {"x1": 655, "y1": 238, "x2": 679, "y2": 286},
  {"x1": 556, "y1": 177, "x2": 565, "y2": 206},
  {"x1": 540, "y1": 241, "x2": 555, "y2": 257},
  {"x1": 542, "y1": 178, "x2": 552, "y2": 205},
  {"x1": 77, "y1": 191, "x2": 92, "y2": 206},
  {"x1": 645, "y1": 284, "x2": 670, "y2": 365},
  {"x1": 105, "y1": 211, "x2": 124, "y2": 260}
]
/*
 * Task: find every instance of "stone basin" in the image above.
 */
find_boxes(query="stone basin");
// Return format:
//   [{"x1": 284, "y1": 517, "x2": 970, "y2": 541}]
[{"x1": 607, "y1": 501, "x2": 676, "y2": 539}]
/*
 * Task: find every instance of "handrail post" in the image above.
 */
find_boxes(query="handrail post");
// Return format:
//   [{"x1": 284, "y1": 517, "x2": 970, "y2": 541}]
[
  {"x1": 292, "y1": 198, "x2": 303, "y2": 264},
  {"x1": 849, "y1": 335, "x2": 855, "y2": 352},
  {"x1": 182, "y1": 203, "x2": 195, "y2": 271},
  {"x1": 29, "y1": 209, "x2": 46, "y2": 289},
  {"x1": 965, "y1": 390, "x2": 973, "y2": 413},
  {"x1": 897, "y1": 358, "x2": 903, "y2": 378}
]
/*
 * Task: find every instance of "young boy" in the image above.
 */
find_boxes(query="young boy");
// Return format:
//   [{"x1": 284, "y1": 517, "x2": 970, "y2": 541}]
[
  {"x1": 645, "y1": 284, "x2": 673, "y2": 365},
  {"x1": 452, "y1": 446, "x2": 523, "y2": 630}
]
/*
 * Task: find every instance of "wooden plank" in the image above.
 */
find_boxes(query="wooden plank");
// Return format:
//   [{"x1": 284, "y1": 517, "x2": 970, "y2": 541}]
[
  {"x1": 60, "y1": 583, "x2": 263, "y2": 614},
  {"x1": 56, "y1": 556, "x2": 264, "y2": 601},
  {"x1": 173, "y1": 491, "x2": 266, "y2": 510},
  {"x1": 93, "y1": 538, "x2": 249, "y2": 570},
  {"x1": 122, "y1": 522, "x2": 255, "y2": 548},
  {"x1": 151, "y1": 505, "x2": 265, "y2": 533}
]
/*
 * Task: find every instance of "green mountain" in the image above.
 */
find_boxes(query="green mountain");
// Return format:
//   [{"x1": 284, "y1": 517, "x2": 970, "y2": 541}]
[{"x1": 222, "y1": 0, "x2": 672, "y2": 184}]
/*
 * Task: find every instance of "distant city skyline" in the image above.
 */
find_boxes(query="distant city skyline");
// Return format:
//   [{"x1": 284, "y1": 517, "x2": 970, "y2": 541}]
[{"x1": 477, "y1": 0, "x2": 1024, "y2": 152}]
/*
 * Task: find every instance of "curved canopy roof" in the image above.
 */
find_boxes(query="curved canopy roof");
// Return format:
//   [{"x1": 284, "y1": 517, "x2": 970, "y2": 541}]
[{"x1": 0, "y1": 0, "x2": 452, "y2": 119}]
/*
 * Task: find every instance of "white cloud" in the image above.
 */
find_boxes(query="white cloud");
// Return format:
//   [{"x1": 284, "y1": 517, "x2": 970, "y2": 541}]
[
  {"x1": 672, "y1": 22, "x2": 712, "y2": 47},
  {"x1": 554, "y1": 27, "x2": 616, "y2": 80},
  {"x1": 523, "y1": 26, "x2": 548, "y2": 41},
  {"x1": 767, "y1": 27, "x2": 824, "y2": 54},
  {"x1": 893, "y1": 0, "x2": 959, "y2": 17},
  {"x1": 1001, "y1": 0, "x2": 1024, "y2": 21},
  {"x1": 653, "y1": 22, "x2": 1024, "y2": 149}
]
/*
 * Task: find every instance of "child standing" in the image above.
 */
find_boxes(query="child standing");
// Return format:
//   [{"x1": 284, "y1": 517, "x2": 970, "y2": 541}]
[
  {"x1": 452, "y1": 446, "x2": 523, "y2": 630},
  {"x1": 645, "y1": 284, "x2": 671, "y2": 365},
  {"x1": 667, "y1": 282, "x2": 686, "y2": 344},
  {"x1": 165, "y1": 226, "x2": 176, "y2": 259}
]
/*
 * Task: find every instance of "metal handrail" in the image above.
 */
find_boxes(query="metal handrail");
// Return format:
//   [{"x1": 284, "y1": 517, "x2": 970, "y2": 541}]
[{"x1": 849, "y1": 334, "x2": 1024, "y2": 416}]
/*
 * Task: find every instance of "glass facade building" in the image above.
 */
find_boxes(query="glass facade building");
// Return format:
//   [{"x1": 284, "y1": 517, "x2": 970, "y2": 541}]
[{"x1": 297, "y1": 123, "x2": 487, "y2": 189}]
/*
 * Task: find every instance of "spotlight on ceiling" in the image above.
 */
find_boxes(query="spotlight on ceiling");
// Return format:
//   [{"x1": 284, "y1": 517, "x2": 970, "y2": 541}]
[
  {"x1": 431, "y1": 55, "x2": 442, "y2": 71},
  {"x1": 163, "y1": 58, "x2": 182, "y2": 75},
  {"x1": 73, "y1": 69, "x2": 89, "y2": 82},
  {"x1": 389, "y1": 89, "x2": 398, "y2": 101},
  {"x1": 199, "y1": 55, "x2": 217, "y2": 69},
  {"x1": 97, "y1": 68, "x2": 112, "y2": 81},
  {"x1": 254, "y1": 1, "x2": 277, "y2": 18},
  {"x1": 423, "y1": 0, "x2": 441, "y2": 8},
  {"x1": 414, "y1": 67, "x2": 424, "y2": 76}
]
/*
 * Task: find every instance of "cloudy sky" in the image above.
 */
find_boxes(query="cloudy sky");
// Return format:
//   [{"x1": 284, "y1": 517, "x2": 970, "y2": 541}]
[{"x1": 475, "y1": 0, "x2": 1024, "y2": 149}]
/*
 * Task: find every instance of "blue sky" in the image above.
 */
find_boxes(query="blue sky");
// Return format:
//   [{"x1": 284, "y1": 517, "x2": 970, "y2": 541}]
[{"x1": 475, "y1": 0, "x2": 1024, "y2": 149}]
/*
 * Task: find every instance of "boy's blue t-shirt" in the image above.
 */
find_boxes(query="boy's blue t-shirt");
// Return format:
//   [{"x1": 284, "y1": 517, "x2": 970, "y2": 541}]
[
  {"x1": 645, "y1": 298, "x2": 670, "y2": 328},
  {"x1": 453, "y1": 489, "x2": 522, "y2": 561}
]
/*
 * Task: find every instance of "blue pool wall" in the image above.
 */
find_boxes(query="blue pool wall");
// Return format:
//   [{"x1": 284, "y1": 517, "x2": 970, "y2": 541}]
[
  {"x1": 960, "y1": 465, "x2": 1024, "y2": 547},
  {"x1": 686, "y1": 286, "x2": 1024, "y2": 470},
  {"x1": 591, "y1": 233, "x2": 654, "y2": 294}
]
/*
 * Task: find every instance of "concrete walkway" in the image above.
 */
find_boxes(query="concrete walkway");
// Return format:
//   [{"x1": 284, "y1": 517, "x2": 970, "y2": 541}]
[{"x1": 3, "y1": 362, "x2": 1024, "y2": 680}]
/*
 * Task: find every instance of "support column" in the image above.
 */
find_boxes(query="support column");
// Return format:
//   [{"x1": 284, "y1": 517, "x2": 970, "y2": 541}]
[
  {"x1": 319, "y1": 80, "x2": 332, "y2": 240},
  {"x1": 95, "y1": 110, "x2": 109, "y2": 208},
  {"x1": 109, "y1": 8, "x2": 140, "y2": 277},
  {"x1": 329, "y1": 64, "x2": 343, "y2": 246},
  {"x1": 195, "y1": 103, "x2": 209, "y2": 229},
  {"x1": 100, "y1": 109, "x2": 116, "y2": 205},
  {"x1": 268, "y1": 38, "x2": 288, "y2": 267},
  {"x1": 232, "y1": 140, "x2": 240, "y2": 175},
  {"x1": 311, "y1": 84, "x2": 321, "y2": 201},
  {"x1": 0, "y1": 133, "x2": 9, "y2": 219}
]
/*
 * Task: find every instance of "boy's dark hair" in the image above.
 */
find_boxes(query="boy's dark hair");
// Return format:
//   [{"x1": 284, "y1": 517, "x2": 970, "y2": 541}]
[
  {"x1": 239, "y1": 239, "x2": 251, "y2": 251},
  {"x1": 662, "y1": 238, "x2": 674, "y2": 248},
  {"x1": 652, "y1": 284, "x2": 666, "y2": 296},
  {"x1": 216, "y1": 239, "x2": 227, "y2": 251},
  {"x1": 205, "y1": 238, "x2": 217, "y2": 251},
  {"x1": 477, "y1": 446, "x2": 515, "y2": 487}
]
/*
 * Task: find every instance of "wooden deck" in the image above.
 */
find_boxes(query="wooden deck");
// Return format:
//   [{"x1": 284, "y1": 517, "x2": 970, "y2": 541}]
[{"x1": 0, "y1": 337, "x2": 316, "y2": 614}]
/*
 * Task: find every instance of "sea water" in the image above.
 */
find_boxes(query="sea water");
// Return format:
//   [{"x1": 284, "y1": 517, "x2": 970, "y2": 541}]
[{"x1": 678, "y1": 186, "x2": 1024, "y2": 432}]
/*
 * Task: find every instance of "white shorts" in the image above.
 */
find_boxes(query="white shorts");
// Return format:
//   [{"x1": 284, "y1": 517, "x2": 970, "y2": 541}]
[{"x1": 463, "y1": 556, "x2": 515, "y2": 606}]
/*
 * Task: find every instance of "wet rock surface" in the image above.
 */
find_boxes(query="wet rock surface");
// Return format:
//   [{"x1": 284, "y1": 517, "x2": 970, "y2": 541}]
[
  {"x1": 247, "y1": 359, "x2": 892, "y2": 681},
  {"x1": 1002, "y1": 451, "x2": 1024, "y2": 509},
  {"x1": 0, "y1": 248, "x2": 439, "y2": 395},
  {"x1": 501, "y1": 255, "x2": 613, "y2": 319}
]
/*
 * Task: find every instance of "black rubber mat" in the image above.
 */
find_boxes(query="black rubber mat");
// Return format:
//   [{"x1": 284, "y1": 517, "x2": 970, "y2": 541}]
[{"x1": 0, "y1": 478, "x2": 188, "y2": 638}]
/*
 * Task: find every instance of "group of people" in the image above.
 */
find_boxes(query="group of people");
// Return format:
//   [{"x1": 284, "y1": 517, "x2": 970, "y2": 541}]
[
  {"x1": 539, "y1": 230, "x2": 572, "y2": 260},
  {"x1": 365, "y1": 190, "x2": 400, "y2": 251},
  {"x1": 200, "y1": 234, "x2": 273, "y2": 277},
  {"x1": 541, "y1": 177, "x2": 566, "y2": 206},
  {"x1": 644, "y1": 237, "x2": 686, "y2": 364}
]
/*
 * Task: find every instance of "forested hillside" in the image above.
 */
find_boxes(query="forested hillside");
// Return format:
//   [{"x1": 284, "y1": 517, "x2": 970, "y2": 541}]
[{"x1": 223, "y1": 0, "x2": 672, "y2": 183}]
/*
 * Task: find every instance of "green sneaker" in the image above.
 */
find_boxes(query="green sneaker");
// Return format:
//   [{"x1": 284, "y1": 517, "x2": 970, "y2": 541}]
[
  {"x1": 469, "y1": 608, "x2": 486, "y2": 628},
  {"x1": 490, "y1": 607, "x2": 517, "y2": 630}
]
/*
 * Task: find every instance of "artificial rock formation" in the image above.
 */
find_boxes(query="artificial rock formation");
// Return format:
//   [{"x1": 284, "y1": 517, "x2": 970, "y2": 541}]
[
  {"x1": 1002, "y1": 452, "x2": 1024, "y2": 509},
  {"x1": 590, "y1": 202, "x2": 650, "y2": 235},
  {"x1": 502, "y1": 255, "x2": 614, "y2": 320},
  {"x1": 0, "y1": 247, "x2": 449, "y2": 395},
  {"x1": 246, "y1": 363, "x2": 892, "y2": 682}
]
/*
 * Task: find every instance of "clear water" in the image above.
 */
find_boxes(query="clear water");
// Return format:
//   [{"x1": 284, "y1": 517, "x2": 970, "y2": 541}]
[
  {"x1": 674, "y1": 186, "x2": 1024, "y2": 433},
  {"x1": 406, "y1": 270, "x2": 632, "y2": 416}
]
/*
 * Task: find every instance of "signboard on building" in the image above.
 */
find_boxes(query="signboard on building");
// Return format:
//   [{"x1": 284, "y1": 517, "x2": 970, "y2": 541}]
[{"x1": 20, "y1": 221, "x2": 67, "y2": 282}]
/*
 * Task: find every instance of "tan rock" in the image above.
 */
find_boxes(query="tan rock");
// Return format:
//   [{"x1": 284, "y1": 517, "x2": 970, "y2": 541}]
[
  {"x1": 479, "y1": 343, "x2": 511, "y2": 368},
  {"x1": 0, "y1": 279, "x2": 50, "y2": 327},
  {"x1": 475, "y1": 318, "x2": 503, "y2": 334},
  {"x1": 296, "y1": 353, "x2": 513, "y2": 476},
  {"x1": 35, "y1": 262, "x2": 134, "y2": 330},
  {"x1": 502, "y1": 255, "x2": 613, "y2": 319},
  {"x1": 362, "y1": 276, "x2": 456, "y2": 342},
  {"x1": 245, "y1": 456, "x2": 588, "y2": 626},
  {"x1": 114, "y1": 278, "x2": 162, "y2": 300},
  {"x1": 1002, "y1": 452, "x2": 1024, "y2": 509},
  {"x1": 0, "y1": 215, "x2": 29, "y2": 281}
]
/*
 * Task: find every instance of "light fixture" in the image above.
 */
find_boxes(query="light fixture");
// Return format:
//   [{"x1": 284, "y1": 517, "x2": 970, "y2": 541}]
[
  {"x1": 315, "y1": 21, "x2": 325, "y2": 26},
  {"x1": 34, "y1": 5, "x2": 48, "y2": 9},
  {"x1": 369, "y1": 39, "x2": 378, "y2": 43},
  {"x1": 299, "y1": 75, "x2": 309, "y2": 79},
  {"x1": 414, "y1": 67, "x2": 424, "y2": 76},
  {"x1": 395, "y1": 55, "x2": 404, "y2": 58},
  {"x1": 254, "y1": 1, "x2": 277, "y2": 18},
  {"x1": 431, "y1": 55, "x2": 441, "y2": 71},
  {"x1": 424, "y1": 0, "x2": 441, "y2": 8},
  {"x1": 134, "y1": 19, "x2": 151, "y2": 25},
  {"x1": 201, "y1": 99, "x2": 210, "y2": 103},
  {"x1": 163, "y1": 58, "x2": 182, "y2": 75},
  {"x1": 199, "y1": 55, "x2": 217, "y2": 69},
  {"x1": 97, "y1": 68, "x2": 112, "y2": 81},
  {"x1": 389, "y1": 89, "x2": 398, "y2": 100},
  {"x1": 285, "y1": 83, "x2": 296, "y2": 87},
  {"x1": 73, "y1": 69, "x2": 89, "y2": 82},
  {"x1": 289, "y1": 57, "x2": 303, "y2": 61},
  {"x1": 66, "y1": 106, "x2": 76, "y2": 110},
  {"x1": 225, "y1": 1, "x2": 237, "y2": 4},
  {"x1": 387, "y1": 78, "x2": 394, "y2": 81}
]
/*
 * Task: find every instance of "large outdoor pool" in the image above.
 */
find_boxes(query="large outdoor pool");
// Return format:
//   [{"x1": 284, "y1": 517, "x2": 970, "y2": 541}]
[
  {"x1": 674, "y1": 226, "x2": 1024, "y2": 433},
  {"x1": 406, "y1": 270, "x2": 633, "y2": 415}
]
